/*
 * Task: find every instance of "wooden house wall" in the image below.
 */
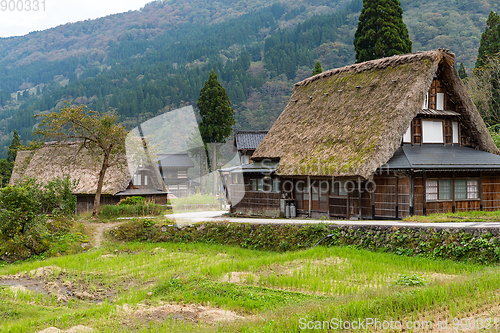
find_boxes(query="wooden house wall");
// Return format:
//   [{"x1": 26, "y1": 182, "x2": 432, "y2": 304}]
[
  {"x1": 371, "y1": 176, "x2": 410, "y2": 219},
  {"x1": 329, "y1": 196, "x2": 348, "y2": 217},
  {"x1": 414, "y1": 172, "x2": 500, "y2": 215},
  {"x1": 482, "y1": 175, "x2": 500, "y2": 211},
  {"x1": 229, "y1": 174, "x2": 280, "y2": 217},
  {"x1": 226, "y1": 171, "x2": 500, "y2": 219},
  {"x1": 76, "y1": 195, "x2": 121, "y2": 213},
  {"x1": 414, "y1": 177, "x2": 424, "y2": 215}
]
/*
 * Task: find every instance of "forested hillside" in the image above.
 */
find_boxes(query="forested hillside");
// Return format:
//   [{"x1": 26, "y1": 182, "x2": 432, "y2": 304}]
[{"x1": 0, "y1": 0, "x2": 498, "y2": 158}]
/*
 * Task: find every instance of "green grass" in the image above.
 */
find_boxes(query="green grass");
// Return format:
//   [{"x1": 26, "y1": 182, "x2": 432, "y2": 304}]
[
  {"x1": 2, "y1": 238, "x2": 497, "y2": 332},
  {"x1": 403, "y1": 210, "x2": 500, "y2": 222},
  {"x1": 170, "y1": 193, "x2": 220, "y2": 212}
]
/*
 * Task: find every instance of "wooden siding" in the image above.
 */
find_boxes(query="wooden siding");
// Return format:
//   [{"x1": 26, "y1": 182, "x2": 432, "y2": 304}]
[
  {"x1": 482, "y1": 176, "x2": 500, "y2": 211},
  {"x1": 329, "y1": 196, "x2": 348, "y2": 217},
  {"x1": 426, "y1": 201, "x2": 453, "y2": 214},
  {"x1": 455, "y1": 200, "x2": 481, "y2": 211},
  {"x1": 398, "y1": 177, "x2": 411, "y2": 218},
  {"x1": 76, "y1": 195, "x2": 121, "y2": 213},
  {"x1": 414, "y1": 177, "x2": 424, "y2": 215},
  {"x1": 444, "y1": 119, "x2": 453, "y2": 145},
  {"x1": 231, "y1": 186, "x2": 280, "y2": 215},
  {"x1": 412, "y1": 118, "x2": 422, "y2": 145},
  {"x1": 361, "y1": 187, "x2": 372, "y2": 218},
  {"x1": 374, "y1": 177, "x2": 397, "y2": 218},
  {"x1": 372, "y1": 176, "x2": 410, "y2": 218},
  {"x1": 428, "y1": 79, "x2": 455, "y2": 111}
]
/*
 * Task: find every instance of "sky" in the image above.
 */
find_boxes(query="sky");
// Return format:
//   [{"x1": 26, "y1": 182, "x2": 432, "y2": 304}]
[{"x1": 0, "y1": 0, "x2": 153, "y2": 38}]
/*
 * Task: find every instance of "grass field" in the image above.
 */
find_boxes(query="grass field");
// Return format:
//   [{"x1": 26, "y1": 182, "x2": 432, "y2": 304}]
[
  {"x1": 2, "y1": 222, "x2": 500, "y2": 332},
  {"x1": 403, "y1": 210, "x2": 500, "y2": 222}
]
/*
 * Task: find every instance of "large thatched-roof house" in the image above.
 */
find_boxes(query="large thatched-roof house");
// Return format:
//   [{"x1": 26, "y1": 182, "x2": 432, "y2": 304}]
[
  {"x1": 223, "y1": 49, "x2": 500, "y2": 219},
  {"x1": 10, "y1": 142, "x2": 169, "y2": 212}
]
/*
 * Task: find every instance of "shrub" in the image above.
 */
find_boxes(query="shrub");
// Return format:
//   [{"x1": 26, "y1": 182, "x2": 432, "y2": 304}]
[
  {"x1": 99, "y1": 202, "x2": 166, "y2": 218},
  {"x1": 0, "y1": 176, "x2": 78, "y2": 262},
  {"x1": 118, "y1": 196, "x2": 146, "y2": 206}
]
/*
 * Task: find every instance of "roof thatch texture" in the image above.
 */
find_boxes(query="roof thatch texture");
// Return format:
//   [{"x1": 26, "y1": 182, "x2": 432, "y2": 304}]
[
  {"x1": 252, "y1": 49, "x2": 499, "y2": 178},
  {"x1": 10, "y1": 142, "x2": 130, "y2": 195}
]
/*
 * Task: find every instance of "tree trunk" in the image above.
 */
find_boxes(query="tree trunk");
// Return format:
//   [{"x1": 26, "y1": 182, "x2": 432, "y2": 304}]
[
  {"x1": 93, "y1": 151, "x2": 110, "y2": 216},
  {"x1": 212, "y1": 143, "x2": 217, "y2": 196}
]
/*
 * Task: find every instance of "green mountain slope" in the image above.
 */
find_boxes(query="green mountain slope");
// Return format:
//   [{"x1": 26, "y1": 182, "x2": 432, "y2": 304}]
[{"x1": 0, "y1": 0, "x2": 498, "y2": 159}]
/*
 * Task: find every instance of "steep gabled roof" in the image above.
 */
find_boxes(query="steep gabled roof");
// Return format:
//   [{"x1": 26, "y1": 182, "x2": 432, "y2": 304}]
[
  {"x1": 10, "y1": 142, "x2": 131, "y2": 195},
  {"x1": 234, "y1": 131, "x2": 269, "y2": 150},
  {"x1": 252, "y1": 49, "x2": 499, "y2": 178}
]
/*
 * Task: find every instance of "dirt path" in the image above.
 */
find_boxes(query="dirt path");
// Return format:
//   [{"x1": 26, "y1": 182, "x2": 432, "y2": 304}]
[{"x1": 84, "y1": 222, "x2": 125, "y2": 249}]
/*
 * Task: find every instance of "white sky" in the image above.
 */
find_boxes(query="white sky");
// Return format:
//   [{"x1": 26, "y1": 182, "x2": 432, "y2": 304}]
[{"x1": 0, "y1": 0, "x2": 153, "y2": 38}]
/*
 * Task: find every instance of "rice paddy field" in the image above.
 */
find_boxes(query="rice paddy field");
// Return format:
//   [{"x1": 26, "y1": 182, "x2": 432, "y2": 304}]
[{"x1": 2, "y1": 225, "x2": 500, "y2": 332}]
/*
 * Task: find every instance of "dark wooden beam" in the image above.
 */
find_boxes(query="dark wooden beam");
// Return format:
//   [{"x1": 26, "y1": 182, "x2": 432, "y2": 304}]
[
  {"x1": 423, "y1": 172, "x2": 427, "y2": 216},
  {"x1": 452, "y1": 173, "x2": 456, "y2": 213},
  {"x1": 479, "y1": 171, "x2": 483, "y2": 211}
]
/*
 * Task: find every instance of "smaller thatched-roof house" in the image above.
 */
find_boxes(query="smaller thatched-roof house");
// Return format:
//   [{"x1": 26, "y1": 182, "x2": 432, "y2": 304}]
[
  {"x1": 10, "y1": 142, "x2": 168, "y2": 212},
  {"x1": 223, "y1": 49, "x2": 500, "y2": 219}
]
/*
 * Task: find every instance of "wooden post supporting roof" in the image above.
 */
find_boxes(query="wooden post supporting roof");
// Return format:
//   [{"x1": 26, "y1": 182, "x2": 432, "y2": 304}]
[
  {"x1": 423, "y1": 172, "x2": 427, "y2": 216},
  {"x1": 307, "y1": 176, "x2": 311, "y2": 217},
  {"x1": 479, "y1": 171, "x2": 483, "y2": 211}
]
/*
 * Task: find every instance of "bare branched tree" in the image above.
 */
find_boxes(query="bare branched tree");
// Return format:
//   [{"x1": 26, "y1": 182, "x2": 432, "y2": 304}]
[
  {"x1": 467, "y1": 53, "x2": 500, "y2": 125},
  {"x1": 35, "y1": 104, "x2": 127, "y2": 216}
]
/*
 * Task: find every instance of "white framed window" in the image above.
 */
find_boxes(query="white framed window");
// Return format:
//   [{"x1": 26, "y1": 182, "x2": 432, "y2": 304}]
[
  {"x1": 452, "y1": 122, "x2": 459, "y2": 144},
  {"x1": 403, "y1": 125, "x2": 411, "y2": 143},
  {"x1": 426, "y1": 180, "x2": 438, "y2": 201},
  {"x1": 272, "y1": 179, "x2": 280, "y2": 193},
  {"x1": 257, "y1": 179, "x2": 264, "y2": 191},
  {"x1": 178, "y1": 170, "x2": 188, "y2": 178},
  {"x1": 426, "y1": 179, "x2": 451, "y2": 201},
  {"x1": 133, "y1": 174, "x2": 141, "y2": 186},
  {"x1": 422, "y1": 92, "x2": 429, "y2": 109},
  {"x1": 439, "y1": 179, "x2": 452, "y2": 200},
  {"x1": 455, "y1": 179, "x2": 467, "y2": 200},
  {"x1": 437, "y1": 93, "x2": 444, "y2": 110},
  {"x1": 422, "y1": 120, "x2": 444, "y2": 143},
  {"x1": 428, "y1": 179, "x2": 479, "y2": 201},
  {"x1": 456, "y1": 179, "x2": 479, "y2": 200},
  {"x1": 467, "y1": 180, "x2": 479, "y2": 199}
]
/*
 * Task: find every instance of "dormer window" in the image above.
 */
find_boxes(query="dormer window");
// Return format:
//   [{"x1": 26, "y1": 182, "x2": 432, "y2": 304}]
[
  {"x1": 422, "y1": 93, "x2": 429, "y2": 109},
  {"x1": 422, "y1": 120, "x2": 443, "y2": 143},
  {"x1": 403, "y1": 125, "x2": 411, "y2": 143},
  {"x1": 133, "y1": 174, "x2": 142, "y2": 186},
  {"x1": 436, "y1": 93, "x2": 444, "y2": 110},
  {"x1": 452, "y1": 122, "x2": 459, "y2": 143}
]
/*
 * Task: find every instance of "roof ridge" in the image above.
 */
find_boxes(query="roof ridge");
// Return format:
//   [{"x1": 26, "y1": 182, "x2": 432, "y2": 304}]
[{"x1": 296, "y1": 49, "x2": 454, "y2": 87}]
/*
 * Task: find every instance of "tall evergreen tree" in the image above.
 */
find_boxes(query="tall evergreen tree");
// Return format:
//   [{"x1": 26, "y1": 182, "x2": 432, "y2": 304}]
[
  {"x1": 197, "y1": 70, "x2": 235, "y2": 194},
  {"x1": 354, "y1": 0, "x2": 412, "y2": 63},
  {"x1": 312, "y1": 61, "x2": 323, "y2": 76},
  {"x1": 7, "y1": 130, "x2": 21, "y2": 163},
  {"x1": 475, "y1": 11, "x2": 500, "y2": 69},
  {"x1": 458, "y1": 63, "x2": 468, "y2": 80}
]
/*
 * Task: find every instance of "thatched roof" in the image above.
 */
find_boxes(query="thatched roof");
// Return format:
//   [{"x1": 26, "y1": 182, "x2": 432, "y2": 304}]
[
  {"x1": 252, "y1": 49, "x2": 499, "y2": 178},
  {"x1": 10, "y1": 142, "x2": 131, "y2": 195}
]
